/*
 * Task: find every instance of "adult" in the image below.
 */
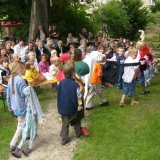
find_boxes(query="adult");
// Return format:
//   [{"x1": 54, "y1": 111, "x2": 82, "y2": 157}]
[
  {"x1": 107, "y1": 39, "x2": 115, "y2": 59},
  {"x1": 45, "y1": 39, "x2": 54, "y2": 63},
  {"x1": 35, "y1": 24, "x2": 47, "y2": 44},
  {"x1": 21, "y1": 41, "x2": 35, "y2": 62},
  {"x1": 55, "y1": 40, "x2": 64, "y2": 57},
  {"x1": 116, "y1": 36, "x2": 124, "y2": 48},
  {"x1": 90, "y1": 41, "x2": 99, "y2": 52},
  {"x1": 67, "y1": 33, "x2": 78, "y2": 45},
  {"x1": 13, "y1": 38, "x2": 25, "y2": 62},
  {"x1": 35, "y1": 40, "x2": 49, "y2": 63},
  {"x1": 44, "y1": 37, "x2": 55, "y2": 48},
  {"x1": 81, "y1": 28, "x2": 88, "y2": 39},
  {"x1": 97, "y1": 32, "x2": 104, "y2": 43},
  {"x1": 5, "y1": 41, "x2": 14, "y2": 61},
  {"x1": 87, "y1": 32, "x2": 94, "y2": 42},
  {"x1": 49, "y1": 24, "x2": 59, "y2": 48}
]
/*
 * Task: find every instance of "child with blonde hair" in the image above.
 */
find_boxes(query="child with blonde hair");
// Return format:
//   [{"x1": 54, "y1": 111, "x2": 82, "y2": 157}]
[
  {"x1": 119, "y1": 47, "x2": 139, "y2": 107},
  {"x1": 9, "y1": 53, "x2": 19, "y2": 70},
  {"x1": 7, "y1": 61, "x2": 27, "y2": 152},
  {"x1": 49, "y1": 57, "x2": 59, "y2": 79},
  {"x1": 50, "y1": 49, "x2": 58, "y2": 63},
  {"x1": 28, "y1": 51, "x2": 39, "y2": 71}
]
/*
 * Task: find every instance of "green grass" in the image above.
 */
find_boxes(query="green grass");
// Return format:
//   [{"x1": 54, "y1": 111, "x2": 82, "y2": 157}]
[
  {"x1": 0, "y1": 85, "x2": 55, "y2": 160},
  {"x1": 73, "y1": 67, "x2": 160, "y2": 160}
]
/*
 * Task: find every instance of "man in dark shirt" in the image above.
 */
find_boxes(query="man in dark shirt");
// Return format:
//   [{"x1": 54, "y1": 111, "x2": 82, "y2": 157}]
[{"x1": 49, "y1": 24, "x2": 59, "y2": 48}]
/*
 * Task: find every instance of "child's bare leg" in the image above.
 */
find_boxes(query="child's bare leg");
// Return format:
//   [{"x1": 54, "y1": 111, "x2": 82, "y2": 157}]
[
  {"x1": 131, "y1": 96, "x2": 139, "y2": 105},
  {"x1": 119, "y1": 95, "x2": 125, "y2": 107}
]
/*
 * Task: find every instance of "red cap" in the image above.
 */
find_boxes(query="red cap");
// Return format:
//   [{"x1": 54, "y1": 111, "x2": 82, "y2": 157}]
[{"x1": 59, "y1": 53, "x2": 71, "y2": 63}]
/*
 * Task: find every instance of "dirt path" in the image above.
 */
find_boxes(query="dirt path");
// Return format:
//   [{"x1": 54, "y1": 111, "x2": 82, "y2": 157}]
[{"x1": 9, "y1": 101, "x2": 80, "y2": 160}]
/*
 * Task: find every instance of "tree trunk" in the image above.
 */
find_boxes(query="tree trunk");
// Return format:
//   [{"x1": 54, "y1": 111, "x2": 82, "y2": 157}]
[{"x1": 28, "y1": 0, "x2": 49, "y2": 41}]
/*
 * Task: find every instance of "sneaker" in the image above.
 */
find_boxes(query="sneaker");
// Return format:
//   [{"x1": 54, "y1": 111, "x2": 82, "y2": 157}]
[
  {"x1": 85, "y1": 107, "x2": 94, "y2": 110},
  {"x1": 76, "y1": 132, "x2": 82, "y2": 138},
  {"x1": 61, "y1": 138, "x2": 71, "y2": 145},
  {"x1": 9, "y1": 145, "x2": 16, "y2": 152},
  {"x1": 100, "y1": 101, "x2": 109, "y2": 106},
  {"x1": 80, "y1": 127, "x2": 90, "y2": 136},
  {"x1": 142, "y1": 90, "x2": 150, "y2": 94}
]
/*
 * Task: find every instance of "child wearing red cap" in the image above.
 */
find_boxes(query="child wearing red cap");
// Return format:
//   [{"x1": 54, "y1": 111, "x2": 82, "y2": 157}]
[{"x1": 56, "y1": 53, "x2": 73, "y2": 84}]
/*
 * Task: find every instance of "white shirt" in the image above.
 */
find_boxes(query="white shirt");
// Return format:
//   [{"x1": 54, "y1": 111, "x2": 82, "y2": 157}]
[
  {"x1": 122, "y1": 56, "x2": 139, "y2": 83},
  {"x1": 14, "y1": 44, "x2": 25, "y2": 61}
]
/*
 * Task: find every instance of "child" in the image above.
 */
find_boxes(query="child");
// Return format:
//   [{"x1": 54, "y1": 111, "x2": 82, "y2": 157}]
[
  {"x1": 23, "y1": 61, "x2": 40, "y2": 95},
  {"x1": 74, "y1": 61, "x2": 90, "y2": 136},
  {"x1": 56, "y1": 53, "x2": 73, "y2": 84},
  {"x1": 49, "y1": 57, "x2": 59, "y2": 79},
  {"x1": 9, "y1": 53, "x2": 19, "y2": 70},
  {"x1": 144, "y1": 53, "x2": 154, "y2": 86},
  {"x1": 0, "y1": 57, "x2": 10, "y2": 95},
  {"x1": 119, "y1": 47, "x2": 139, "y2": 107},
  {"x1": 85, "y1": 46, "x2": 109, "y2": 110},
  {"x1": 57, "y1": 63, "x2": 82, "y2": 145},
  {"x1": 28, "y1": 51, "x2": 39, "y2": 71},
  {"x1": 7, "y1": 61, "x2": 27, "y2": 152},
  {"x1": 38, "y1": 54, "x2": 50, "y2": 75},
  {"x1": 11, "y1": 83, "x2": 45, "y2": 158},
  {"x1": 50, "y1": 49, "x2": 58, "y2": 62},
  {"x1": 116, "y1": 47, "x2": 126, "y2": 90},
  {"x1": 136, "y1": 30, "x2": 151, "y2": 94},
  {"x1": 23, "y1": 61, "x2": 40, "y2": 84},
  {"x1": 81, "y1": 44, "x2": 87, "y2": 60}
]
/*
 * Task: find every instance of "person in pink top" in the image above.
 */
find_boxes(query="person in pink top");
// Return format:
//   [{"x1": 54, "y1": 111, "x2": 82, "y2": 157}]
[{"x1": 38, "y1": 54, "x2": 49, "y2": 75}]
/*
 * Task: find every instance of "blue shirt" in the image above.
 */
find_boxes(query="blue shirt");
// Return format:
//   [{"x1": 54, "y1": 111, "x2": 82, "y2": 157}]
[{"x1": 7, "y1": 75, "x2": 27, "y2": 116}]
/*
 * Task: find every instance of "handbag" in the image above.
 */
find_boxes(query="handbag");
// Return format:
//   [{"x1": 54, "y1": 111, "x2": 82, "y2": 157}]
[{"x1": 69, "y1": 109, "x2": 84, "y2": 126}]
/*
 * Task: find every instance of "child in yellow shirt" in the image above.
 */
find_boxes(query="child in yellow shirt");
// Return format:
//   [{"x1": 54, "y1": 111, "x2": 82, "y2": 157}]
[{"x1": 23, "y1": 61, "x2": 39, "y2": 95}]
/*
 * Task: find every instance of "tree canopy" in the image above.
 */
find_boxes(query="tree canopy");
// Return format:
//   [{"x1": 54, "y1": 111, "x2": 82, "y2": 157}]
[
  {"x1": 0, "y1": 0, "x2": 98, "y2": 42},
  {"x1": 93, "y1": 0, "x2": 151, "y2": 40}
]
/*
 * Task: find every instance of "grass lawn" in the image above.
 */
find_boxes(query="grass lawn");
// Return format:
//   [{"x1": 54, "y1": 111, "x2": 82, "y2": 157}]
[
  {"x1": 73, "y1": 66, "x2": 160, "y2": 160},
  {"x1": 0, "y1": 46, "x2": 160, "y2": 159}
]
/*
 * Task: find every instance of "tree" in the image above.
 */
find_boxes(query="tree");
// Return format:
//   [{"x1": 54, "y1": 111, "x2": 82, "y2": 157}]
[
  {"x1": 49, "y1": 0, "x2": 98, "y2": 42},
  {"x1": 150, "y1": 0, "x2": 160, "y2": 13},
  {"x1": 94, "y1": 0, "x2": 151, "y2": 40},
  {"x1": 29, "y1": 0, "x2": 50, "y2": 41},
  {"x1": 0, "y1": 0, "x2": 98, "y2": 41}
]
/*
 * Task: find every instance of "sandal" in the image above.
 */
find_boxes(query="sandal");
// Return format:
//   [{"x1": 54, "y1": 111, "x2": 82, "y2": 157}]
[
  {"x1": 131, "y1": 101, "x2": 139, "y2": 105},
  {"x1": 119, "y1": 101, "x2": 125, "y2": 107}
]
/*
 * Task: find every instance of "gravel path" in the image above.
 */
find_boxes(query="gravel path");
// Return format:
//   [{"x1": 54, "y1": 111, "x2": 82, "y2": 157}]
[{"x1": 9, "y1": 102, "x2": 80, "y2": 160}]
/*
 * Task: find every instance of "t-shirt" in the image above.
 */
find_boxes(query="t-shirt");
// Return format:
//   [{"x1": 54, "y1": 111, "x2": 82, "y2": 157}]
[{"x1": 90, "y1": 63, "x2": 102, "y2": 84}]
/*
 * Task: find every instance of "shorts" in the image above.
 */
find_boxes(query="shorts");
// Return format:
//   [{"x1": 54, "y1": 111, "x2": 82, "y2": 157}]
[{"x1": 123, "y1": 80, "x2": 136, "y2": 97}]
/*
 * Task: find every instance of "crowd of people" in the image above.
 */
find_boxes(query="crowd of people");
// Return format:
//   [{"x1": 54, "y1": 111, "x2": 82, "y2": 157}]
[{"x1": 0, "y1": 25, "x2": 160, "y2": 158}]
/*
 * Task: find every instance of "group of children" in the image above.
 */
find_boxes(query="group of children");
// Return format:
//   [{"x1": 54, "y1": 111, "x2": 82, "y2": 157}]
[{"x1": 0, "y1": 29, "x2": 159, "y2": 158}]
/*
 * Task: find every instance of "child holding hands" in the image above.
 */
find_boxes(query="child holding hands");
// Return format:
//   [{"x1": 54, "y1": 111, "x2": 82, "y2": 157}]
[
  {"x1": 85, "y1": 46, "x2": 109, "y2": 110},
  {"x1": 119, "y1": 47, "x2": 140, "y2": 107}
]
